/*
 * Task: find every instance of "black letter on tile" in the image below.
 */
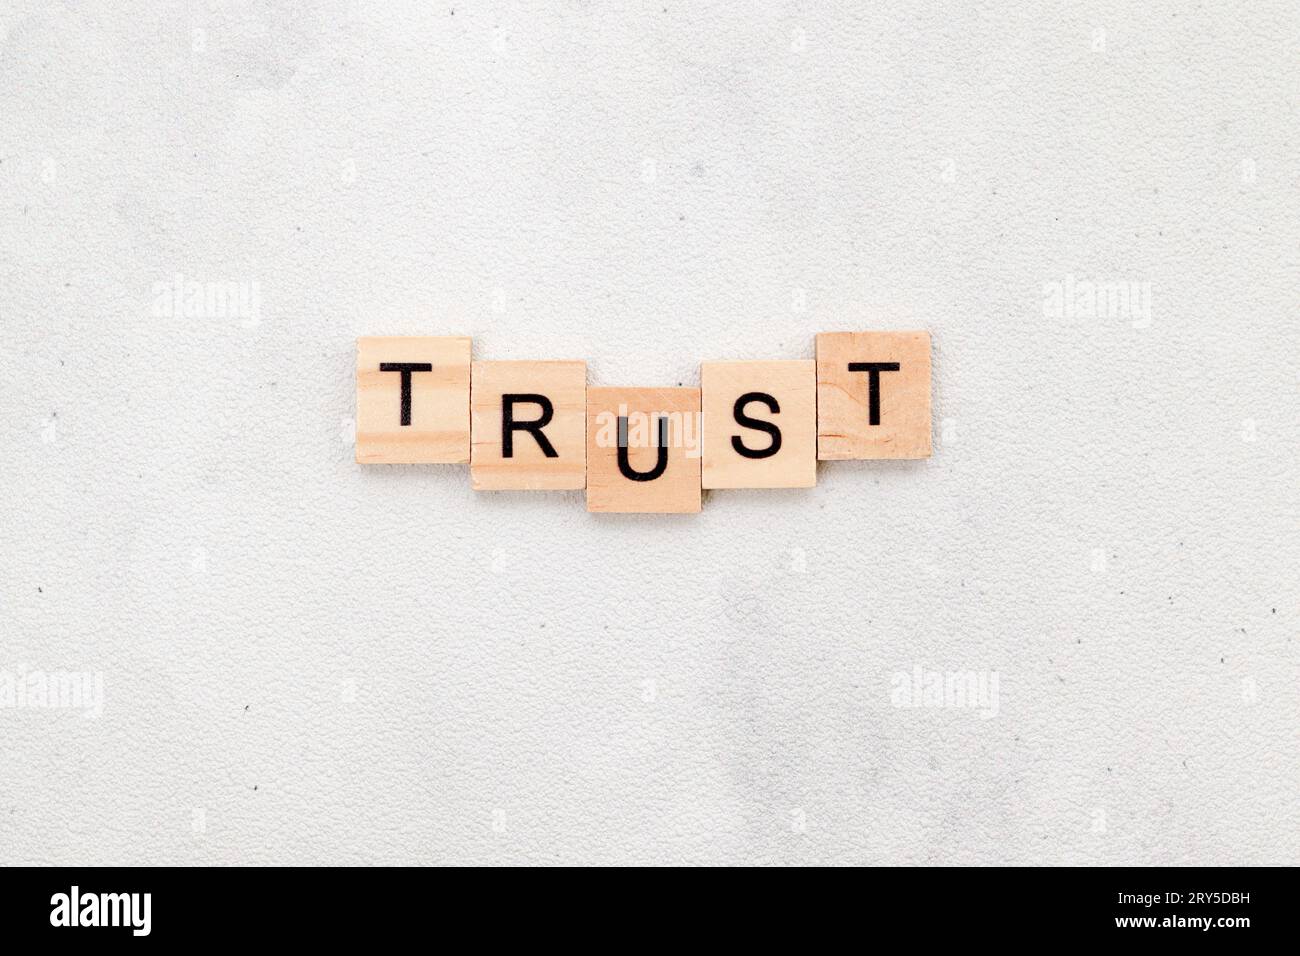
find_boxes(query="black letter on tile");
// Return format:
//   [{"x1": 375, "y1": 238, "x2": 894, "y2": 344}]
[
  {"x1": 847, "y1": 362, "x2": 900, "y2": 426},
  {"x1": 618, "y1": 416, "x2": 669, "y2": 481},
  {"x1": 502, "y1": 394, "x2": 558, "y2": 458},
  {"x1": 380, "y1": 362, "x2": 434, "y2": 426},
  {"x1": 731, "y1": 391, "x2": 782, "y2": 459}
]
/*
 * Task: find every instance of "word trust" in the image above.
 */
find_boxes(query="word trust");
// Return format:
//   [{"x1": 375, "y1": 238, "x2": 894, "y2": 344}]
[{"x1": 355, "y1": 331, "x2": 932, "y2": 514}]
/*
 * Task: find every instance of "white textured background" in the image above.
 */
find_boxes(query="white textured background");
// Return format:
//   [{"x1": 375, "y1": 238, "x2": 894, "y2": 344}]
[{"x1": 1, "y1": 1, "x2": 1297, "y2": 866}]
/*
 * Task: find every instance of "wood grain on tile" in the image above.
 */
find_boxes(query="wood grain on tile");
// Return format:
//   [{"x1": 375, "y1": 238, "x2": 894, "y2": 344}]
[
  {"x1": 356, "y1": 336, "x2": 471, "y2": 464},
  {"x1": 816, "y1": 331, "x2": 931, "y2": 460},
  {"x1": 586, "y1": 387, "x2": 701, "y2": 513},
  {"x1": 701, "y1": 360, "x2": 817, "y2": 489}
]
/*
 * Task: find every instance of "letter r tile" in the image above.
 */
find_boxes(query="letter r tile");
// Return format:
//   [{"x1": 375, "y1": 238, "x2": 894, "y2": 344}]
[{"x1": 471, "y1": 360, "x2": 587, "y2": 490}]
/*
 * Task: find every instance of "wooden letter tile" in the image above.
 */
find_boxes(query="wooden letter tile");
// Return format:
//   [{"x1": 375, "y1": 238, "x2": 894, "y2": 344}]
[
  {"x1": 701, "y1": 360, "x2": 816, "y2": 489},
  {"x1": 586, "y1": 387, "x2": 702, "y2": 513},
  {"x1": 816, "y1": 331, "x2": 931, "y2": 460},
  {"x1": 356, "y1": 336, "x2": 471, "y2": 464},
  {"x1": 471, "y1": 360, "x2": 587, "y2": 490}
]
